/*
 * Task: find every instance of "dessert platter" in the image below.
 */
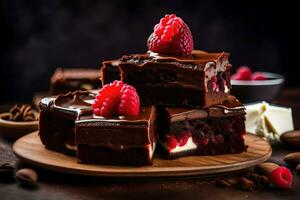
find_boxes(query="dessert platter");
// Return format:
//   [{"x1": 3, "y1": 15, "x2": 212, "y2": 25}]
[{"x1": 13, "y1": 14, "x2": 271, "y2": 177}]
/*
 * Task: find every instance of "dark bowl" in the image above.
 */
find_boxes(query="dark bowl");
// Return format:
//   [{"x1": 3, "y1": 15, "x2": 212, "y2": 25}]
[{"x1": 230, "y1": 72, "x2": 285, "y2": 103}]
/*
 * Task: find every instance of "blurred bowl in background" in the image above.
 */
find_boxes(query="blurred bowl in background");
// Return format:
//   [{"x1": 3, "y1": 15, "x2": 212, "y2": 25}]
[
  {"x1": 231, "y1": 72, "x2": 285, "y2": 103},
  {"x1": 0, "y1": 112, "x2": 39, "y2": 140}
]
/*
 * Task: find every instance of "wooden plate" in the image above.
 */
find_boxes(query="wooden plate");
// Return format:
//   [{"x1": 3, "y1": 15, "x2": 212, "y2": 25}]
[{"x1": 13, "y1": 132, "x2": 271, "y2": 177}]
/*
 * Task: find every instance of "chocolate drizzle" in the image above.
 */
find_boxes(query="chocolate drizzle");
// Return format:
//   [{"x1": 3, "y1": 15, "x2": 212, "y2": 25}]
[
  {"x1": 76, "y1": 107, "x2": 153, "y2": 125},
  {"x1": 119, "y1": 50, "x2": 230, "y2": 70}
]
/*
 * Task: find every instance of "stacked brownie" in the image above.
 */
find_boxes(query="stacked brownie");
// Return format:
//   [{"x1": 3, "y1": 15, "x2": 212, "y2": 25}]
[{"x1": 39, "y1": 14, "x2": 247, "y2": 166}]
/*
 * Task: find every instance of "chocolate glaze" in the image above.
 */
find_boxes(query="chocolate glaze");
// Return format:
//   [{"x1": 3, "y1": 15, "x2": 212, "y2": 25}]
[
  {"x1": 101, "y1": 50, "x2": 231, "y2": 107},
  {"x1": 53, "y1": 91, "x2": 95, "y2": 116},
  {"x1": 119, "y1": 50, "x2": 230, "y2": 70}
]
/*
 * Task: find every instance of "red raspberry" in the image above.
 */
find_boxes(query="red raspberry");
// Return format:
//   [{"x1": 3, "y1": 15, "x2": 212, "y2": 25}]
[
  {"x1": 166, "y1": 135, "x2": 177, "y2": 151},
  {"x1": 92, "y1": 80, "x2": 123, "y2": 117},
  {"x1": 118, "y1": 84, "x2": 140, "y2": 117},
  {"x1": 147, "y1": 14, "x2": 194, "y2": 56},
  {"x1": 236, "y1": 66, "x2": 252, "y2": 80},
  {"x1": 269, "y1": 166, "x2": 293, "y2": 189},
  {"x1": 251, "y1": 72, "x2": 268, "y2": 80},
  {"x1": 92, "y1": 80, "x2": 140, "y2": 117},
  {"x1": 231, "y1": 73, "x2": 243, "y2": 80},
  {"x1": 178, "y1": 132, "x2": 192, "y2": 147}
]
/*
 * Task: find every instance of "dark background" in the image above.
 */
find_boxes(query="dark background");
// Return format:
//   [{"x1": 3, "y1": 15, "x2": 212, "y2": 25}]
[{"x1": 0, "y1": 0, "x2": 295, "y2": 103}]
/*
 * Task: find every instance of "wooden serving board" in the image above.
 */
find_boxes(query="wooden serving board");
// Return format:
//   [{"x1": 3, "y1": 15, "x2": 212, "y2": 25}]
[{"x1": 13, "y1": 132, "x2": 271, "y2": 177}]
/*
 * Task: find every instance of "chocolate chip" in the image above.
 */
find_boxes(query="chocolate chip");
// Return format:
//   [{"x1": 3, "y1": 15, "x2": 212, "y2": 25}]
[
  {"x1": 16, "y1": 168, "x2": 38, "y2": 187},
  {"x1": 0, "y1": 162, "x2": 15, "y2": 181}
]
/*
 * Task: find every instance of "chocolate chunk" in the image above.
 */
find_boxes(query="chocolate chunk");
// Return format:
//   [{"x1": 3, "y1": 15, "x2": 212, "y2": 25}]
[{"x1": 16, "y1": 168, "x2": 38, "y2": 187}]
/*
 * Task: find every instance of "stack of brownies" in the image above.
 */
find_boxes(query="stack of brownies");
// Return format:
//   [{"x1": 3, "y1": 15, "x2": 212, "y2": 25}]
[{"x1": 39, "y1": 14, "x2": 247, "y2": 166}]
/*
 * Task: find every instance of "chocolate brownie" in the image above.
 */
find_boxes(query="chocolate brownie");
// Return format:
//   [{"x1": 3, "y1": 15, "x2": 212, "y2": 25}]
[
  {"x1": 158, "y1": 96, "x2": 247, "y2": 158},
  {"x1": 75, "y1": 106, "x2": 160, "y2": 166},
  {"x1": 50, "y1": 68, "x2": 101, "y2": 95},
  {"x1": 39, "y1": 91, "x2": 94, "y2": 155},
  {"x1": 101, "y1": 50, "x2": 232, "y2": 107}
]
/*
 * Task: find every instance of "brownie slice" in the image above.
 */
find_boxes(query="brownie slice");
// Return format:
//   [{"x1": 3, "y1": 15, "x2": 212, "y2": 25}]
[
  {"x1": 158, "y1": 96, "x2": 247, "y2": 158},
  {"x1": 39, "y1": 91, "x2": 94, "y2": 155},
  {"x1": 101, "y1": 50, "x2": 232, "y2": 107},
  {"x1": 50, "y1": 68, "x2": 101, "y2": 95},
  {"x1": 75, "y1": 106, "x2": 159, "y2": 166}
]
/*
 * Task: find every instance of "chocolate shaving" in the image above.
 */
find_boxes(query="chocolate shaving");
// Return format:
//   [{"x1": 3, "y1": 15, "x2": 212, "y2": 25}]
[{"x1": 5, "y1": 104, "x2": 37, "y2": 122}]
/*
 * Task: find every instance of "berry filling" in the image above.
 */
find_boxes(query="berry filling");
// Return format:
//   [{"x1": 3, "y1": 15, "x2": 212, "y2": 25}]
[
  {"x1": 207, "y1": 72, "x2": 228, "y2": 93},
  {"x1": 166, "y1": 115, "x2": 246, "y2": 154}
]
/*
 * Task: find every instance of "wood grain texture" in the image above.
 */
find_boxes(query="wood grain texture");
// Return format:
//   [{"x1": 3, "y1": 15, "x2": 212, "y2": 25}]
[{"x1": 13, "y1": 132, "x2": 271, "y2": 177}]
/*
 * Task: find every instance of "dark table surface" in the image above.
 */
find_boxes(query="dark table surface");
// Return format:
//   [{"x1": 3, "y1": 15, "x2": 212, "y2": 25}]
[{"x1": 1, "y1": 88, "x2": 300, "y2": 200}]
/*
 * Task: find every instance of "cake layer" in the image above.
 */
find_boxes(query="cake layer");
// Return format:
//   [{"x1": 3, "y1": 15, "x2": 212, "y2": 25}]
[
  {"x1": 50, "y1": 68, "x2": 101, "y2": 95},
  {"x1": 39, "y1": 91, "x2": 94, "y2": 155},
  {"x1": 159, "y1": 96, "x2": 247, "y2": 158},
  {"x1": 101, "y1": 50, "x2": 232, "y2": 107},
  {"x1": 75, "y1": 106, "x2": 159, "y2": 166}
]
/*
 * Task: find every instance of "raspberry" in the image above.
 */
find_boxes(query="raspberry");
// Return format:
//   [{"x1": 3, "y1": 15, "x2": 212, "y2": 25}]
[
  {"x1": 178, "y1": 132, "x2": 191, "y2": 147},
  {"x1": 251, "y1": 72, "x2": 268, "y2": 80},
  {"x1": 231, "y1": 73, "x2": 243, "y2": 80},
  {"x1": 236, "y1": 66, "x2": 252, "y2": 80},
  {"x1": 92, "y1": 80, "x2": 140, "y2": 117},
  {"x1": 147, "y1": 14, "x2": 194, "y2": 56},
  {"x1": 269, "y1": 166, "x2": 293, "y2": 189},
  {"x1": 166, "y1": 135, "x2": 177, "y2": 151},
  {"x1": 118, "y1": 84, "x2": 140, "y2": 117}
]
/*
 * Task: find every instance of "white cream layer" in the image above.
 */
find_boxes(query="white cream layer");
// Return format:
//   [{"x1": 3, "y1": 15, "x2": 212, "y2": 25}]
[{"x1": 169, "y1": 137, "x2": 197, "y2": 153}]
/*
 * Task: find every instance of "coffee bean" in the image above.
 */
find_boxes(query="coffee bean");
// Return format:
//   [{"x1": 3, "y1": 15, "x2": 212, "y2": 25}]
[
  {"x1": 16, "y1": 168, "x2": 38, "y2": 187},
  {"x1": 0, "y1": 162, "x2": 15, "y2": 181}
]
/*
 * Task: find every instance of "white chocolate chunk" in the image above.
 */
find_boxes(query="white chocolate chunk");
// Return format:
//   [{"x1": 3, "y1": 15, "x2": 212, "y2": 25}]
[{"x1": 245, "y1": 102, "x2": 294, "y2": 143}]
